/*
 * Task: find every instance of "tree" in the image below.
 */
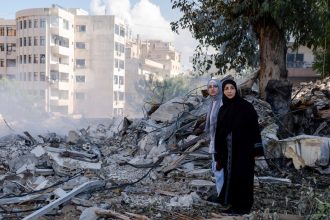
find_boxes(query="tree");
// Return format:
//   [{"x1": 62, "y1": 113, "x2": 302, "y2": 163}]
[
  {"x1": 171, "y1": 0, "x2": 328, "y2": 99},
  {"x1": 313, "y1": 21, "x2": 330, "y2": 78},
  {"x1": 125, "y1": 74, "x2": 193, "y2": 117}
]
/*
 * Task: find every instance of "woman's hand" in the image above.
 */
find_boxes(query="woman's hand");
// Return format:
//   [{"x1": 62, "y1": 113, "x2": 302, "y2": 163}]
[{"x1": 216, "y1": 160, "x2": 222, "y2": 171}]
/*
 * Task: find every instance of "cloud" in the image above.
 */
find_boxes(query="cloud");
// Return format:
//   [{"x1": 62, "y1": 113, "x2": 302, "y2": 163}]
[
  {"x1": 90, "y1": 0, "x2": 197, "y2": 69},
  {"x1": 130, "y1": 0, "x2": 174, "y2": 42},
  {"x1": 90, "y1": 0, "x2": 106, "y2": 15}
]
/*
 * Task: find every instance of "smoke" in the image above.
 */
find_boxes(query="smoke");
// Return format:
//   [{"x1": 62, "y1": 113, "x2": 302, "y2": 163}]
[
  {"x1": 90, "y1": 0, "x2": 175, "y2": 42},
  {"x1": 0, "y1": 79, "x2": 88, "y2": 138},
  {"x1": 130, "y1": 0, "x2": 175, "y2": 41}
]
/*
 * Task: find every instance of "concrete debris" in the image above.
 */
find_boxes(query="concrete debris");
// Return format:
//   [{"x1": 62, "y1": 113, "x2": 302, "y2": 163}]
[
  {"x1": 279, "y1": 135, "x2": 330, "y2": 169},
  {"x1": 0, "y1": 77, "x2": 328, "y2": 219}
]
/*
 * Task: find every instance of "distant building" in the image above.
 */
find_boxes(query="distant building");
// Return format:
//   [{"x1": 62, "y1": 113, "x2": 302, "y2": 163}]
[
  {"x1": 287, "y1": 42, "x2": 320, "y2": 85},
  {"x1": 125, "y1": 37, "x2": 182, "y2": 117},
  {"x1": 0, "y1": 5, "x2": 127, "y2": 118}
]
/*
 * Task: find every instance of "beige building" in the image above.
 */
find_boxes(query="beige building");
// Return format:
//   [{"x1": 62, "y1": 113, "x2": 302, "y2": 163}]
[
  {"x1": 287, "y1": 42, "x2": 319, "y2": 85},
  {"x1": 125, "y1": 37, "x2": 182, "y2": 117},
  {"x1": 0, "y1": 5, "x2": 127, "y2": 118}
]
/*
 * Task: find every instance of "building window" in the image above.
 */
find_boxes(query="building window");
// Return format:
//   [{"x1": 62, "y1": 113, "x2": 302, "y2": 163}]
[
  {"x1": 40, "y1": 19, "x2": 46, "y2": 28},
  {"x1": 52, "y1": 35, "x2": 69, "y2": 48},
  {"x1": 40, "y1": 54, "x2": 45, "y2": 64},
  {"x1": 34, "y1": 54, "x2": 38, "y2": 64},
  {"x1": 115, "y1": 24, "x2": 119, "y2": 35},
  {"x1": 19, "y1": 55, "x2": 22, "y2": 64},
  {"x1": 28, "y1": 20, "x2": 32, "y2": 28},
  {"x1": 115, "y1": 42, "x2": 125, "y2": 54},
  {"x1": 28, "y1": 37, "x2": 32, "y2": 46},
  {"x1": 51, "y1": 16, "x2": 59, "y2": 27},
  {"x1": 34, "y1": 37, "x2": 38, "y2": 46},
  {"x1": 287, "y1": 53, "x2": 304, "y2": 68},
  {"x1": 0, "y1": 59, "x2": 4, "y2": 67},
  {"x1": 7, "y1": 43, "x2": 16, "y2": 53},
  {"x1": 40, "y1": 36, "x2": 45, "y2": 46},
  {"x1": 115, "y1": 59, "x2": 124, "y2": 69},
  {"x1": 0, "y1": 43, "x2": 4, "y2": 51},
  {"x1": 27, "y1": 72, "x2": 32, "y2": 81},
  {"x1": 23, "y1": 55, "x2": 27, "y2": 64},
  {"x1": 7, "y1": 59, "x2": 16, "y2": 67},
  {"x1": 28, "y1": 55, "x2": 32, "y2": 63},
  {"x1": 7, "y1": 27, "x2": 16, "y2": 36},
  {"x1": 119, "y1": 76, "x2": 124, "y2": 85},
  {"x1": 114, "y1": 75, "x2": 118, "y2": 84},
  {"x1": 19, "y1": 21, "x2": 22, "y2": 29},
  {"x1": 75, "y1": 42, "x2": 86, "y2": 49},
  {"x1": 34, "y1": 19, "x2": 38, "y2": 28},
  {"x1": 76, "y1": 25, "x2": 86, "y2": 32},
  {"x1": 0, "y1": 27, "x2": 4, "y2": 36},
  {"x1": 119, "y1": 60, "x2": 125, "y2": 69},
  {"x1": 120, "y1": 27, "x2": 125, "y2": 37},
  {"x1": 76, "y1": 59, "x2": 85, "y2": 68},
  {"x1": 33, "y1": 72, "x2": 38, "y2": 81},
  {"x1": 40, "y1": 72, "x2": 45, "y2": 81},
  {"x1": 76, "y1": 75, "x2": 85, "y2": 82},
  {"x1": 50, "y1": 71, "x2": 59, "y2": 81},
  {"x1": 114, "y1": 92, "x2": 118, "y2": 101},
  {"x1": 19, "y1": 38, "x2": 22, "y2": 47},
  {"x1": 63, "y1": 19, "x2": 69, "y2": 30},
  {"x1": 118, "y1": 92, "x2": 124, "y2": 101},
  {"x1": 23, "y1": 20, "x2": 27, "y2": 29}
]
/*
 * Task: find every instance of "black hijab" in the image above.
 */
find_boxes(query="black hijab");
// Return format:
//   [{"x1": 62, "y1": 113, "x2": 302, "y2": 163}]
[{"x1": 216, "y1": 79, "x2": 242, "y2": 148}]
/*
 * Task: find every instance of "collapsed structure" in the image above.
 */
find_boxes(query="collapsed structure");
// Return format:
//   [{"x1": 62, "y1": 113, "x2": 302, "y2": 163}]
[{"x1": 0, "y1": 76, "x2": 329, "y2": 219}]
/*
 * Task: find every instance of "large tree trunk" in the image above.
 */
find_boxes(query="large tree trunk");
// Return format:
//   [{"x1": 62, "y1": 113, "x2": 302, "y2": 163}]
[
  {"x1": 255, "y1": 18, "x2": 288, "y2": 99},
  {"x1": 254, "y1": 18, "x2": 293, "y2": 136}
]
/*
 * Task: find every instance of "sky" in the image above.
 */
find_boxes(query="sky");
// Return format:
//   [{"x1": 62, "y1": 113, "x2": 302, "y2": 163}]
[{"x1": 0, "y1": 0, "x2": 197, "y2": 70}]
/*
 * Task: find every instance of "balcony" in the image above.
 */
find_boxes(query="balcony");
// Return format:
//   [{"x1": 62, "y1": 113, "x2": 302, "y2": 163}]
[
  {"x1": 50, "y1": 99, "x2": 69, "y2": 106},
  {"x1": 50, "y1": 61, "x2": 71, "y2": 72},
  {"x1": 287, "y1": 61, "x2": 313, "y2": 69},
  {"x1": 49, "y1": 81, "x2": 70, "y2": 90},
  {"x1": 51, "y1": 44, "x2": 70, "y2": 56}
]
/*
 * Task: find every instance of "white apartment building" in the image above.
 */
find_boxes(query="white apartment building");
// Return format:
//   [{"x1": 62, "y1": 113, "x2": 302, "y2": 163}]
[
  {"x1": 0, "y1": 19, "x2": 17, "y2": 79},
  {"x1": 0, "y1": 5, "x2": 127, "y2": 118}
]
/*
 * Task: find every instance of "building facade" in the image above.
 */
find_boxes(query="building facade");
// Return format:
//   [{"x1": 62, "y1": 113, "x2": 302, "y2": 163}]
[
  {"x1": 125, "y1": 37, "x2": 182, "y2": 117},
  {"x1": 287, "y1": 42, "x2": 320, "y2": 85},
  {"x1": 0, "y1": 5, "x2": 126, "y2": 118}
]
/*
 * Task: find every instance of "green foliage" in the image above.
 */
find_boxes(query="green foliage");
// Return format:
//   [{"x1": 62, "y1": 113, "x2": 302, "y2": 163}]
[
  {"x1": 144, "y1": 75, "x2": 193, "y2": 105},
  {"x1": 313, "y1": 22, "x2": 330, "y2": 78},
  {"x1": 171, "y1": 0, "x2": 328, "y2": 75},
  {"x1": 311, "y1": 198, "x2": 330, "y2": 220}
]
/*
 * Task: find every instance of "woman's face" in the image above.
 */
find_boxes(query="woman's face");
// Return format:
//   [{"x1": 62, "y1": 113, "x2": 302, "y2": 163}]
[
  {"x1": 223, "y1": 84, "x2": 236, "y2": 99},
  {"x1": 208, "y1": 83, "x2": 219, "y2": 97}
]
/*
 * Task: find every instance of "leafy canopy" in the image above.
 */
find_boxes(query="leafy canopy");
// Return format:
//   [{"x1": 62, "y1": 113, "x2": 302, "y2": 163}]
[{"x1": 171, "y1": 0, "x2": 329, "y2": 74}]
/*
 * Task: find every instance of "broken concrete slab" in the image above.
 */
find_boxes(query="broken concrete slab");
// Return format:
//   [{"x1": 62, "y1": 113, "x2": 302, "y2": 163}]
[
  {"x1": 189, "y1": 179, "x2": 215, "y2": 197},
  {"x1": 279, "y1": 135, "x2": 330, "y2": 169}
]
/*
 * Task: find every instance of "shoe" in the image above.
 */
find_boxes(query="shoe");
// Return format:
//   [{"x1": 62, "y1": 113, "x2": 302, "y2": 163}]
[
  {"x1": 221, "y1": 207, "x2": 238, "y2": 215},
  {"x1": 206, "y1": 194, "x2": 221, "y2": 204}
]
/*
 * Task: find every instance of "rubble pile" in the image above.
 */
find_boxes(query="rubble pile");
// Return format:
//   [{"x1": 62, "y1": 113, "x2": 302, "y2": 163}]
[
  {"x1": 291, "y1": 76, "x2": 330, "y2": 135},
  {"x1": 0, "y1": 79, "x2": 329, "y2": 219}
]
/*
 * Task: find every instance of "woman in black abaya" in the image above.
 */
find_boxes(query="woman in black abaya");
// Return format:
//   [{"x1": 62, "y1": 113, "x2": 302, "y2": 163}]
[{"x1": 214, "y1": 79, "x2": 264, "y2": 214}]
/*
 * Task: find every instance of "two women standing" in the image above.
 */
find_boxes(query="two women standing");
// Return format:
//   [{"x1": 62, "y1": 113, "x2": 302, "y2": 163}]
[{"x1": 205, "y1": 79, "x2": 264, "y2": 214}]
